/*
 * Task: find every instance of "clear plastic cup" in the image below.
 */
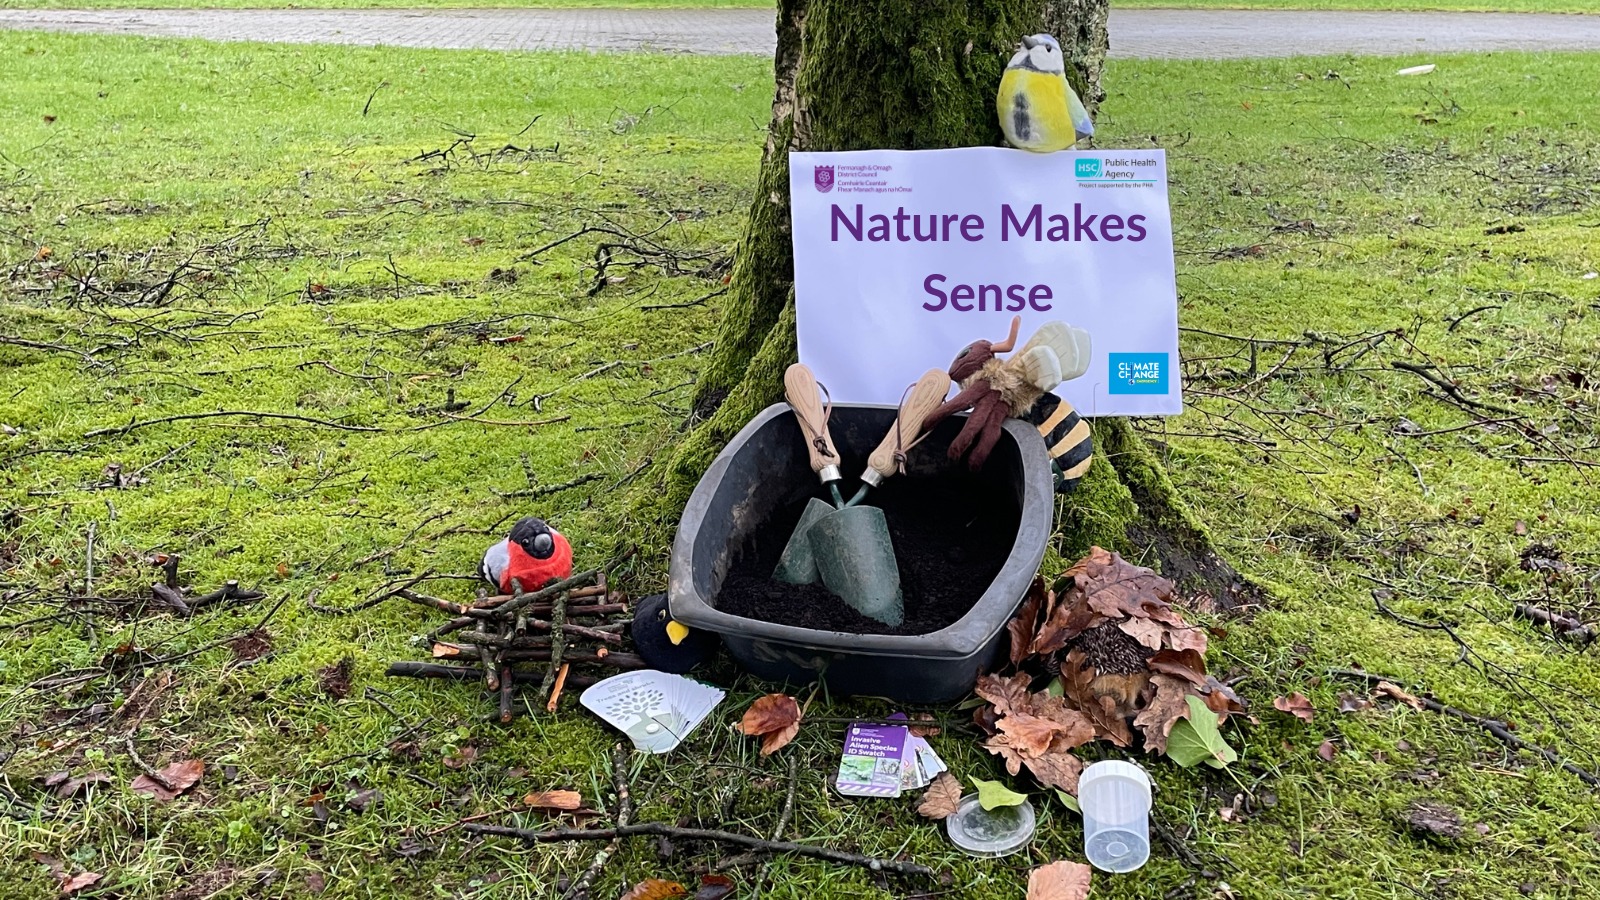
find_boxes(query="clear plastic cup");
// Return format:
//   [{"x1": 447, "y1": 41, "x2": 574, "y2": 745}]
[{"x1": 1079, "y1": 760, "x2": 1153, "y2": 873}]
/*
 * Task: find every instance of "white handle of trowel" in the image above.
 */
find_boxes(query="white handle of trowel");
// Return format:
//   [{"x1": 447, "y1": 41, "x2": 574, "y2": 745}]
[{"x1": 784, "y1": 363, "x2": 841, "y2": 483}]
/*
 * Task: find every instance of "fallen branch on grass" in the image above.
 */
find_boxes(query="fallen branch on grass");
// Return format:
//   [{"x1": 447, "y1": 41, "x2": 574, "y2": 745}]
[
  {"x1": 464, "y1": 821, "x2": 936, "y2": 879},
  {"x1": 564, "y1": 744, "x2": 633, "y2": 900}
]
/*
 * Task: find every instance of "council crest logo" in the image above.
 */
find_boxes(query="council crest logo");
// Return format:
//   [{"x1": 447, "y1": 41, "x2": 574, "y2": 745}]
[{"x1": 814, "y1": 165, "x2": 835, "y2": 193}]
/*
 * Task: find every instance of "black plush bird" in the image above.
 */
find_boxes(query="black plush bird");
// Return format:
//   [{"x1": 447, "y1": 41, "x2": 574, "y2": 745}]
[{"x1": 631, "y1": 593, "x2": 718, "y2": 674}]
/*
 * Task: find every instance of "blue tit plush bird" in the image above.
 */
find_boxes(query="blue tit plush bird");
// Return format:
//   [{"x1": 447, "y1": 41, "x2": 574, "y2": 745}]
[
  {"x1": 630, "y1": 593, "x2": 718, "y2": 674},
  {"x1": 997, "y1": 34, "x2": 1094, "y2": 152}
]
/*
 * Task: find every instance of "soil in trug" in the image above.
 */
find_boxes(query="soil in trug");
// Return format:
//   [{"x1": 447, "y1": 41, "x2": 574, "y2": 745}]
[{"x1": 713, "y1": 473, "x2": 1020, "y2": 635}]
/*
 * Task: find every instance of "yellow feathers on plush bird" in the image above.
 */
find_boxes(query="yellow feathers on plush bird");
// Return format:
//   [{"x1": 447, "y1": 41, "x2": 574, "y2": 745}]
[{"x1": 997, "y1": 34, "x2": 1094, "y2": 153}]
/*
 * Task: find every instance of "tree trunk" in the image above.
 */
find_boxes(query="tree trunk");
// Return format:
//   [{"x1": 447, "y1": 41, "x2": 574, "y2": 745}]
[{"x1": 649, "y1": 0, "x2": 1249, "y2": 605}]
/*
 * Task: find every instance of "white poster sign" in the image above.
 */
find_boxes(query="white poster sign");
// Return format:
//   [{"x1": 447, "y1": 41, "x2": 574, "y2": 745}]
[{"x1": 789, "y1": 147, "x2": 1181, "y2": 416}]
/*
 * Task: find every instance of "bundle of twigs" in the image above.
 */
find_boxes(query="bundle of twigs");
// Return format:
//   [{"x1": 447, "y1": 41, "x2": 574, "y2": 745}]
[{"x1": 383, "y1": 570, "x2": 636, "y2": 721}]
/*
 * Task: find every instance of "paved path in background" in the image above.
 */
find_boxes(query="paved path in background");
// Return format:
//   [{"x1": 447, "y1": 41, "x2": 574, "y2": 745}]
[{"x1": 2, "y1": 8, "x2": 1599, "y2": 58}]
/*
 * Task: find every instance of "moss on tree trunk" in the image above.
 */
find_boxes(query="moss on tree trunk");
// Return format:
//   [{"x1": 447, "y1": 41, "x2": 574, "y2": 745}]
[{"x1": 641, "y1": 0, "x2": 1248, "y2": 603}]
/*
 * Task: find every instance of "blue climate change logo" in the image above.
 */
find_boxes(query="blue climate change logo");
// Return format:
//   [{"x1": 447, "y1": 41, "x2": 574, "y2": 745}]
[
  {"x1": 1109, "y1": 353, "x2": 1169, "y2": 394},
  {"x1": 1074, "y1": 158, "x2": 1102, "y2": 179}
]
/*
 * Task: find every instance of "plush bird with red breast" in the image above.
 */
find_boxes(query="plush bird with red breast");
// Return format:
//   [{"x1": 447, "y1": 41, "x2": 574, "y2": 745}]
[{"x1": 479, "y1": 516, "x2": 573, "y2": 594}]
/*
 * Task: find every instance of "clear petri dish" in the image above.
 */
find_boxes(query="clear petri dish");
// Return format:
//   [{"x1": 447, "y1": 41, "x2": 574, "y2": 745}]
[{"x1": 945, "y1": 793, "x2": 1037, "y2": 858}]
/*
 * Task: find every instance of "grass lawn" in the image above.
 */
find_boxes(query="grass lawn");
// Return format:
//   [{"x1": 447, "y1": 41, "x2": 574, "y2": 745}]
[{"x1": 5, "y1": 31, "x2": 1600, "y2": 900}]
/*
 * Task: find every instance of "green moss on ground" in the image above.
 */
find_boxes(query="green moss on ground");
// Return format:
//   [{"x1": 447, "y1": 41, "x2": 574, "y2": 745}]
[{"x1": 4, "y1": 34, "x2": 1600, "y2": 900}]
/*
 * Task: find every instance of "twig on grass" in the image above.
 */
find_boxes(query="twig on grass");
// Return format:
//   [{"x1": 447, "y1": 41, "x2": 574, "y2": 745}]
[
  {"x1": 123, "y1": 735, "x2": 176, "y2": 793},
  {"x1": 1513, "y1": 604, "x2": 1594, "y2": 644},
  {"x1": 564, "y1": 743, "x2": 634, "y2": 900},
  {"x1": 1328, "y1": 668, "x2": 1600, "y2": 787},
  {"x1": 465, "y1": 821, "x2": 936, "y2": 879}
]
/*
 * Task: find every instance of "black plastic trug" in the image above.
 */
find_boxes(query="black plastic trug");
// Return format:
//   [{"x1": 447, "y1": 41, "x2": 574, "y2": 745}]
[{"x1": 669, "y1": 403, "x2": 1054, "y2": 704}]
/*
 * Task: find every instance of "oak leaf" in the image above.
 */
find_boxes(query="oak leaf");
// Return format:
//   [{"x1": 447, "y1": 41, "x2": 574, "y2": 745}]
[
  {"x1": 130, "y1": 758, "x2": 204, "y2": 801},
  {"x1": 1026, "y1": 860, "x2": 1092, "y2": 900},
  {"x1": 1165, "y1": 625, "x2": 1210, "y2": 654},
  {"x1": 1019, "y1": 693, "x2": 1098, "y2": 752},
  {"x1": 916, "y1": 772, "x2": 962, "y2": 820},
  {"x1": 984, "y1": 733, "x2": 1026, "y2": 776},
  {"x1": 974, "y1": 672, "x2": 1033, "y2": 718},
  {"x1": 1133, "y1": 674, "x2": 1193, "y2": 754},
  {"x1": 1273, "y1": 692, "x2": 1315, "y2": 723},
  {"x1": 1116, "y1": 616, "x2": 1165, "y2": 651},
  {"x1": 524, "y1": 790, "x2": 582, "y2": 811},
  {"x1": 738, "y1": 694, "x2": 802, "y2": 756},
  {"x1": 1008, "y1": 577, "x2": 1050, "y2": 666},
  {"x1": 1059, "y1": 651, "x2": 1133, "y2": 747},
  {"x1": 998, "y1": 713, "x2": 1068, "y2": 758},
  {"x1": 1023, "y1": 751, "x2": 1084, "y2": 795},
  {"x1": 619, "y1": 879, "x2": 688, "y2": 900},
  {"x1": 1147, "y1": 648, "x2": 1208, "y2": 686},
  {"x1": 1072, "y1": 547, "x2": 1182, "y2": 624}
]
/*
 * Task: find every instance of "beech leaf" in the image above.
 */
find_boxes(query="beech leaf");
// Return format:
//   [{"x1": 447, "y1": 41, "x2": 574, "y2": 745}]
[
  {"x1": 694, "y1": 874, "x2": 736, "y2": 900},
  {"x1": 1147, "y1": 648, "x2": 1208, "y2": 686},
  {"x1": 619, "y1": 879, "x2": 689, "y2": 900},
  {"x1": 738, "y1": 694, "x2": 802, "y2": 756},
  {"x1": 524, "y1": 790, "x2": 582, "y2": 811},
  {"x1": 970, "y1": 777, "x2": 1028, "y2": 811},
  {"x1": 1166, "y1": 696, "x2": 1237, "y2": 769},
  {"x1": 1273, "y1": 692, "x2": 1315, "y2": 723},
  {"x1": 130, "y1": 758, "x2": 204, "y2": 801},
  {"x1": 60, "y1": 872, "x2": 103, "y2": 895},
  {"x1": 1026, "y1": 860, "x2": 1093, "y2": 900},
  {"x1": 917, "y1": 772, "x2": 963, "y2": 820}
]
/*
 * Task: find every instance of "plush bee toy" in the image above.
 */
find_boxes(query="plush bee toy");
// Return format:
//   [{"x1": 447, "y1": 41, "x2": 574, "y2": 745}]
[
  {"x1": 631, "y1": 593, "x2": 718, "y2": 674},
  {"x1": 925, "y1": 316, "x2": 1092, "y2": 472},
  {"x1": 1027, "y1": 391, "x2": 1094, "y2": 493},
  {"x1": 997, "y1": 34, "x2": 1095, "y2": 153},
  {"x1": 478, "y1": 516, "x2": 573, "y2": 594}
]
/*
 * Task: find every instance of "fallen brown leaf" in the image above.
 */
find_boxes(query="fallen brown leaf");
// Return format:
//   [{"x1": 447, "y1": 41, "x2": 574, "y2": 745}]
[
  {"x1": 694, "y1": 874, "x2": 736, "y2": 900},
  {"x1": 1273, "y1": 692, "x2": 1315, "y2": 723},
  {"x1": 1060, "y1": 651, "x2": 1133, "y2": 747},
  {"x1": 1317, "y1": 741, "x2": 1337, "y2": 761},
  {"x1": 1147, "y1": 649, "x2": 1207, "y2": 686},
  {"x1": 50, "y1": 772, "x2": 112, "y2": 799},
  {"x1": 319, "y1": 658, "x2": 354, "y2": 699},
  {"x1": 916, "y1": 772, "x2": 963, "y2": 819},
  {"x1": 130, "y1": 758, "x2": 204, "y2": 801},
  {"x1": 1133, "y1": 674, "x2": 1193, "y2": 754},
  {"x1": 1376, "y1": 681, "x2": 1424, "y2": 710},
  {"x1": 984, "y1": 733, "x2": 1025, "y2": 776},
  {"x1": 974, "y1": 672, "x2": 1033, "y2": 718},
  {"x1": 906, "y1": 712, "x2": 941, "y2": 738},
  {"x1": 619, "y1": 878, "x2": 689, "y2": 900},
  {"x1": 443, "y1": 746, "x2": 478, "y2": 769},
  {"x1": 60, "y1": 872, "x2": 103, "y2": 895},
  {"x1": 1008, "y1": 577, "x2": 1050, "y2": 666},
  {"x1": 998, "y1": 712, "x2": 1069, "y2": 758},
  {"x1": 1165, "y1": 625, "x2": 1209, "y2": 654},
  {"x1": 525, "y1": 790, "x2": 582, "y2": 811},
  {"x1": 1116, "y1": 616, "x2": 1165, "y2": 651},
  {"x1": 1201, "y1": 677, "x2": 1247, "y2": 723},
  {"x1": 1338, "y1": 692, "x2": 1374, "y2": 714},
  {"x1": 1405, "y1": 799, "x2": 1463, "y2": 842},
  {"x1": 738, "y1": 694, "x2": 802, "y2": 756},
  {"x1": 1073, "y1": 547, "x2": 1182, "y2": 624},
  {"x1": 1019, "y1": 693, "x2": 1098, "y2": 752},
  {"x1": 1023, "y1": 751, "x2": 1084, "y2": 795},
  {"x1": 1026, "y1": 860, "x2": 1092, "y2": 900}
]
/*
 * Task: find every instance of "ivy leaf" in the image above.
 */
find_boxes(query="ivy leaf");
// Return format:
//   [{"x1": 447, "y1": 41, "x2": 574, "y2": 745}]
[
  {"x1": 970, "y1": 777, "x2": 1027, "y2": 811},
  {"x1": 1166, "y1": 695, "x2": 1237, "y2": 769}
]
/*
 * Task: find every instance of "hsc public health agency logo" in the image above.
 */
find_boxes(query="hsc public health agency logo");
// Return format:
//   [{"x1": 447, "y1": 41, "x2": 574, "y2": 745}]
[
  {"x1": 1109, "y1": 353, "x2": 1169, "y2": 395},
  {"x1": 814, "y1": 165, "x2": 835, "y2": 193},
  {"x1": 1074, "y1": 158, "x2": 1102, "y2": 179}
]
